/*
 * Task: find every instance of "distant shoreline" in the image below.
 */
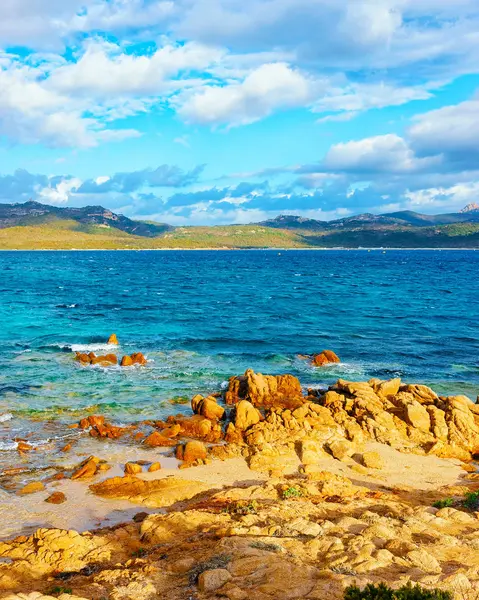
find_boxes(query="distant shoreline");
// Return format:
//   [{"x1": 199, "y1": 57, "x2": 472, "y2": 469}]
[{"x1": 0, "y1": 247, "x2": 477, "y2": 252}]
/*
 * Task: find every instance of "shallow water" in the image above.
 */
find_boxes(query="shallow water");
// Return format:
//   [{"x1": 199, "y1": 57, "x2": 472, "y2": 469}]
[{"x1": 0, "y1": 249, "x2": 478, "y2": 471}]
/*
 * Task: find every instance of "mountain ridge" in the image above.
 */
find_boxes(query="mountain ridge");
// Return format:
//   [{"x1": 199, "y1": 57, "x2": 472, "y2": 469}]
[
  {"x1": 0, "y1": 200, "x2": 172, "y2": 237},
  {"x1": 0, "y1": 200, "x2": 479, "y2": 248}
]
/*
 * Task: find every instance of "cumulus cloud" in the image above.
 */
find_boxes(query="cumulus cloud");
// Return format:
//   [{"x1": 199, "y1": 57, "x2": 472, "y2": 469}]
[
  {"x1": 322, "y1": 134, "x2": 440, "y2": 174},
  {"x1": 0, "y1": 54, "x2": 141, "y2": 147},
  {"x1": 50, "y1": 40, "x2": 223, "y2": 97},
  {"x1": 409, "y1": 99, "x2": 479, "y2": 165},
  {"x1": 178, "y1": 63, "x2": 315, "y2": 127}
]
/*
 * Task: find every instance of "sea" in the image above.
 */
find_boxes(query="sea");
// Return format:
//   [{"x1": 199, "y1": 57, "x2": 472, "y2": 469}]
[{"x1": 0, "y1": 249, "x2": 478, "y2": 473}]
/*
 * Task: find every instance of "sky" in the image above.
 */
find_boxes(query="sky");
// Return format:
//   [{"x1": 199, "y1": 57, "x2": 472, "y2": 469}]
[{"x1": 0, "y1": 0, "x2": 479, "y2": 225}]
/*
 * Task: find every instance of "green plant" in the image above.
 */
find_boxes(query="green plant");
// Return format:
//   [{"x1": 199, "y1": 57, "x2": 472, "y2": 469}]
[
  {"x1": 47, "y1": 587, "x2": 73, "y2": 596},
  {"x1": 464, "y1": 491, "x2": 479, "y2": 511},
  {"x1": 132, "y1": 547, "x2": 147, "y2": 558},
  {"x1": 344, "y1": 582, "x2": 452, "y2": 599},
  {"x1": 433, "y1": 497, "x2": 454, "y2": 509},
  {"x1": 281, "y1": 486, "x2": 304, "y2": 499},
  {"x1": 189, "y1": 554, "x2": 231, "y2": 585}
]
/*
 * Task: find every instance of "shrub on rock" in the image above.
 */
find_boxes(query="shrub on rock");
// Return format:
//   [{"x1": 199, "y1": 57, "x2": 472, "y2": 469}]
[{"x1": 344, "y1": 583, "x2": 452, "y2": 599}]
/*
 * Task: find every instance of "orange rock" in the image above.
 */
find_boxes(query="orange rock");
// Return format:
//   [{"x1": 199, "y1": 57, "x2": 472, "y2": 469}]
[
  {"x1": 45, "y1": 491, "x2": 66, "y2": 504},
  {"x1": 79, "y1": 415, "x2": 105, "y2": 429},
  {"x1": 226, "y1": 369, "x2": 304, "y2": 408},
  {"x1": 108, "y1": 334, "x2": 119, "y2": 345},
  {"x1": 75, "y1": 352, "x2": 91, "y2": 364},
  {"x1": 91, "y1": 353, "x2": 118, "y2": 366},
  {"x1": 191, "y1": 395, "x2": 225, "y2": 421},
  {"x1": 61, "y1": 443, "x2": 72, "y2": 452},
  {"x1": 144, "y1": 431, "x2": 177, "y2": 447},
  {"x1": 17, "y1": 441, "x2": 33, "y2": 453},
  {"x1": 18, "y1": 481, "x2": 45, "y2": 495},
  {"x1": 71, "y1": 456, "x2": 101, "y2": 480},
  {"x1": 131, "y1": 352, "x2": 147, "y2": 366},
  {"x1": 90, "y1": 422, "x2": 127, "y2": 439},
  {"x1": 312, "y1": 350, "x2": 341, "y2": 367},
  {"x1": 121, "y1": 355, "x2": 134, "y2": 367},
  {"x1": 125, "y1": 462, "x2": 142, "y2": 475},
  {"x1": 163, "y1": 414, "x2": 223, "y2": 442},
  {"x1": 161, "y1": 424, "x2": 182, "y2": 438},
  {"x1": 183, "y1": 440, "x2": 207, "y2": 463},
  {"x1": 148, "y1": 462, "x2": 161, "y2": 472}
]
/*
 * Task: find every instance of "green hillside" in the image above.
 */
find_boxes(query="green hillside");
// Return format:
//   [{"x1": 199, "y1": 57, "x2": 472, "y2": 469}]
[{"x1": 1, "y1": 216, "x2": 479, "y2": 250}]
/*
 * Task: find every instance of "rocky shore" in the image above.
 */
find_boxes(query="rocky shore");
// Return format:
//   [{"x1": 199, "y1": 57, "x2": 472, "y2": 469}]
[{"x1": 2, "y1": 364, "x2": 479, "y2": 599}]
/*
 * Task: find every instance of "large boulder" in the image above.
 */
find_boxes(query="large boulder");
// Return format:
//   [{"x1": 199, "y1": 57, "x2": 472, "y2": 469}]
[
  {"x1": 234, "y1": 400, "x2": 262, "y2": 430},
  {"x1": 395, "y1": 393, "x2": 431, "y2": 432},
  {"x1": 182, "y1": 440, "x2": 207, "y2": 463},
  {"x1": 225, "y1": 369, "x2": 303, "y2": 408},
  {"x1": 191, "y1": 395, "x2": 225, "y2": 421}
]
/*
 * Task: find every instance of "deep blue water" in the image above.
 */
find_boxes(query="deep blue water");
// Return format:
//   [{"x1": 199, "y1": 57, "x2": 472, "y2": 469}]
[{"x1": 0, "y1": 249, "x2": 478, "y2": 466}]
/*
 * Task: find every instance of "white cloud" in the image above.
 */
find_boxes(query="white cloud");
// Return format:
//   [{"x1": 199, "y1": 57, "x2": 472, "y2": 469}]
[
  {"x1": 50, "y1": 40, "x2": 223, "y2": 97},
  {"x1": 313, "y1": 82, "x2": 435, "y2": 115},
  {"x1": 0, "y1": 56, "x2": 141, "y2": 147},
  {"x1": 322, "y1": 134, "x2": 429, "y2": 174},
  {"x1": 409, "y1": 99, "x2": 479, "y2": 162},
  {"x1": 38, "y1": 177, "x2": 82, "y2": 204},
  {"x1": 0, "y1": 0, "x2": 83, "y2": 48},
  {"x1": 178, "y1": 62, "x2": 315, "y2": 127},
  {"x1": 405, "y1": 182, "x2": 479, "y2": 207}
]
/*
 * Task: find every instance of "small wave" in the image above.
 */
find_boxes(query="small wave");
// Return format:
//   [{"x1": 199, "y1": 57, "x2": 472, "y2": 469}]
[
  {"x1": 0, "y1": 441, "x2": 17, "y2": 451},
  {"x1": 70, "y1": 343, "x2": 117, "y2": 353},
  {"x1": 55, "y1": 304, "x2": 78, "y2": 309},
  {"x1": 0, "y1": 413, "x2": 13, "y2": 423}
]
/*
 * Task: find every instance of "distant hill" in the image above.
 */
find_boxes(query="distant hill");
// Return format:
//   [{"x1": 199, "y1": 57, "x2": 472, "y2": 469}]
[
  {"x1": 0, "y1": 200, "x2": 171, "y2": 237},
  {"x1": 261, "y1": 208, "x2": 479, "y2": 230},
  {"x1": 0, "y1": 200, "x2": 479, "y2": 249}
]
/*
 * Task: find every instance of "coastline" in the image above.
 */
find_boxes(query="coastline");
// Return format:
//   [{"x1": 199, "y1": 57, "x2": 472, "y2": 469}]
[
  {"x1": 2, "y1": 369, "x2": 479, "y2": 598},
  {"x1": 0, "y1": 247, "x2": 477, "y2": 251}
]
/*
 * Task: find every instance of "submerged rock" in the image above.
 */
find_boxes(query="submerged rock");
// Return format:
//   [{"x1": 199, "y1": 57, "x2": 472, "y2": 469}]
[{"x1": 17, "y1": 481, "x2": 45, "y2": 495}]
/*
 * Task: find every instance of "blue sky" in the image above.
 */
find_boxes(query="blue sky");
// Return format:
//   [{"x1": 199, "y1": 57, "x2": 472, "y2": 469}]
[{"x1": 1, "y1": 0, "x2": 479, "y2": 225}]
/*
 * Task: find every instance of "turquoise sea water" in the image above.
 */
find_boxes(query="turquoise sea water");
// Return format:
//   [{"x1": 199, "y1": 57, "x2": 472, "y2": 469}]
[{"x1": 0, "y1": 249, "x2": 478, "y2": 470}]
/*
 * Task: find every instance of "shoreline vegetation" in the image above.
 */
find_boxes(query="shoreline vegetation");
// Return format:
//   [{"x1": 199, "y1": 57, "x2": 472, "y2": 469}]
[
  {"x1": 1, "y1": 201, "x2": 479, "y2": 250},
  {"x1": 2, "y1": 343, "x2": 479, "y2": 599}
]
